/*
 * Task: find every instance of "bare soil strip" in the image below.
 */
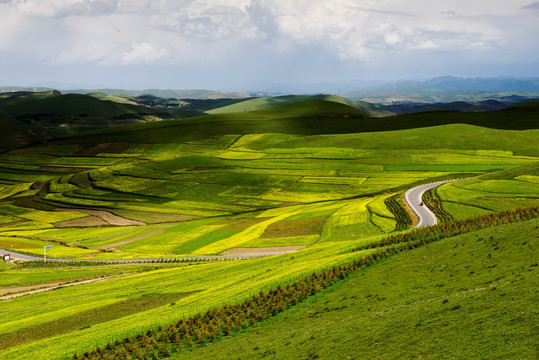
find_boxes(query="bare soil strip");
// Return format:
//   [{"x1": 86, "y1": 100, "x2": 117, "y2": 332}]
[
  {"x1": 54, "y1": 209, "x2": 146, "y2": 227},
  {"x1": 401, "y1": 193, "x2": 419, "y2": 227},
  {"x1": 100, "y1": 227, "x2": 168, "y2": 249},
  {"x1": 54, "y1": 215, "x2": 109, "y2": 227}
]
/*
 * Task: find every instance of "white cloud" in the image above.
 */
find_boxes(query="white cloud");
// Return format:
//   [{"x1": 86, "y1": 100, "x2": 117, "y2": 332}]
[
  {"x1": 415, "y1": 40, "x2": 439, "y2": 50},
  {"x1": 0, "y1": 0, "x2": 537, "y2": 87},
  {"x1": 121, "y1": 42, "x2": 169, "y2": 65},
  {"x1": 9, "y1": 0, "x2": 118, "y2": 17}
]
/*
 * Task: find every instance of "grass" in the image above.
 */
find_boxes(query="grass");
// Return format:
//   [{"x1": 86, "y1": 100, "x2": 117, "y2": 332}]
[
  {"x1": 0, "y1": 293, "x2": 189, "y2": 351},
  {"x1": 0, "y1": 241, "x2": 360, "y2": 359},
  {"x1": 0, "y1": 99, "x2": 537, "y2": 359},
  {"x1": 0, "y1": 147, "x2": 536, "y2": 258},
  {"x1": 171, "y1": 219, "x2": 539, "y2": 360},
  {"x1": 0, "y1": 92, "x2": 177, "y2": 151},
  {"x1": 434, "y1": 165, "x2": 539, "y2": 218},
  {"x1": 0, "y1": 265, "x2": 149, "y2": 292},
  {"x1": 206, "y1": 94, "x2": 393, "y2": 117}
]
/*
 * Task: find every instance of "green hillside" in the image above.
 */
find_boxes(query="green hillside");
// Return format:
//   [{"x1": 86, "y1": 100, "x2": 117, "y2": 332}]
[
  {"x1": 0, "y1": 90, "x2": 61, "y2": 106},
  {"x1": 206, "y1": 94, "x2": 394, "y2": 117},
  {"x1": 0, "y1": 98, "x2": 537, "y2": 359},
  {"x1": 0, "y1": 112, "x2": 42, "y2": 149},
  {"x1": 86, "y1": 92, "x2": 138, "y2": 105},
  {"x1": 3, "y1": 93, "x2": 172, "y2": 122},
  {"x1": 172, "y1": 219, "x2": 538, "y2": 360},
  {"x1": 0, "y1": 92, "x2": 179, "y2": 150},
  {"x1": 57, "y1": 100, "x2": 539, "y2": 156}
]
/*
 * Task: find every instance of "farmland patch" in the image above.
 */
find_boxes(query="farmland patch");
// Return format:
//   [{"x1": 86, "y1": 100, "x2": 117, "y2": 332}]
[
  {"x1": 219, "y1": 246, "x2": 307, "y2": 256},
  {"x1": 54, "y1": 209, "x2": 145, "y2": 227},
  {"x1": 0, "y1": 293, "x2": 189, "y2": 351},
  {"x1": 260, "y1": 216, "x2": 327, "y2": 238}
]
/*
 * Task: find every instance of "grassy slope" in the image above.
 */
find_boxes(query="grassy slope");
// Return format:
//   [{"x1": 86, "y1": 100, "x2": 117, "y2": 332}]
[
  {"x1": 59, "y1": 100, "x2": 539, "y2": 149},
  {"x1": 0, "y1": 99, "x2": 536, "y2": 258},
  {"x1": 86, "y1": 92, "x2": 138, "y2": 105},
  {"x1": 480, "y1": 161, "x2": 539, "y2": 180},
  {"x1": 433, "y1": 162, "x2": 539, "y2": 219},
  {"x1": 0, "y1": 90, "x2": 60, "y2": 106},
  {"x1": 0, "y1": 112, "x2": 42, "y2": 149},
  {"x1": 3, "y1": 94, "x2": 171, "y2": 121},
  {"x1": 0, "y1": 93, "x2": 178, "y2": 150},
  {"x1": 0, "y1": 99, "x2": 537, "y2": 358},
  {"x1": 173, "y1": 219, "x2": 539, "y2": 360},
  {"x1": 206, "y1": 94, "x2": 394, "y2": 116}
]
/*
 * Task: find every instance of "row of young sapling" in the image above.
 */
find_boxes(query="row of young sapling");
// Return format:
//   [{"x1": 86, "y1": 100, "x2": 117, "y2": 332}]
[
  {"x1": 384, "y1": 194, "x2": 412, "y2": 230},
  {"x1": 421, "y1": 188, "x2": 453, "y2": 222},
  {"x1": 19, "y1": 256, "x2": 240, "y2": 268},
  {"x1": 351, "y1": 206, "x2": 538, "y2": 252},
  {"x1": 61, "y1": 206, "x2": 538, "y2": 360}
]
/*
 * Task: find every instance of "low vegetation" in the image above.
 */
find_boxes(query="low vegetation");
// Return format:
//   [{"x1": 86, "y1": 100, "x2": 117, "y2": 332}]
[
  {"x1": 171, "y1": 218, "x2": 539, "y2": 360},
  {"x1": 0, "y1": 98, "x2": 537, "y2": 359},
  {"x1": 45, "y1": 210, "x2": 538, "y2": 359}
]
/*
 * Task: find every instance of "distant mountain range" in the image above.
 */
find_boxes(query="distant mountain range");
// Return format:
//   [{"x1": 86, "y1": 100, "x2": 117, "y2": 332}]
[
  {"x1": 245, "y1": 76, "x2": 539, "y2": 95},
  {"x1": 3, "y1": 77, "x2": 539, "y2": 101},
  {"x1": 0, "y1": 87, "x2": 249, "y2": 100},
  {"x1": 377, "y1": 76, "x2": 539, "y2": 92}
]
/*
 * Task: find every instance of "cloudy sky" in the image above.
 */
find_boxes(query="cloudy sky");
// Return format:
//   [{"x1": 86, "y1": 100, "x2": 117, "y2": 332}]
[{"x1": 1, "y1": 0, "x2": 538, "y2": 90}]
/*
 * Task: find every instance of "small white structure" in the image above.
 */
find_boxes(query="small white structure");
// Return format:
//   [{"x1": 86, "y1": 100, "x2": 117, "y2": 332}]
[{"x1": 2, "y1": 254, "x2": 10, "y2": 261}]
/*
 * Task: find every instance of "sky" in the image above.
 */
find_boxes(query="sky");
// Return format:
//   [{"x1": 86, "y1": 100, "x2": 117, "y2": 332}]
[{"x1": 0, "y1": 0, "x2": 538, "y2": 91}]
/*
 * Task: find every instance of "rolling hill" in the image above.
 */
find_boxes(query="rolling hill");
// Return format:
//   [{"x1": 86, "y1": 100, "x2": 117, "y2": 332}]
[
  {"x1": 53, "y1": 100, "x2": 539, "y2": 153},
  {"x1": 381, "y1": 99, "x2": 509, "y2": 114},
  {"x1": 206, "y1": 94, "x2": 394, "y2": 117},
  {"x1": 0, "y1": 91, "x2": 180, "y2": 150},
  {"x1": 0, "y1": 96, "x2": 537, "y2": 360}
]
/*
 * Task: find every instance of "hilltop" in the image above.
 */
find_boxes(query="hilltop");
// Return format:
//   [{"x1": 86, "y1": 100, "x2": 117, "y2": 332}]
[
  {"x1": 206, "y1": 94, "x2": 394, "y2": 117},
  {"x1": 55, "y1": 100, "x2": 539, "y2": 152},
  {"x1": 0, "y1": 91, "x2": 178, "y2": 150}
]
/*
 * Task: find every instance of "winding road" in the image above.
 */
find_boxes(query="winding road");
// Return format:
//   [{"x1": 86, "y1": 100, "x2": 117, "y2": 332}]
[{"x1": 405, "y1": 180, "x2": 455, "y2": 228}]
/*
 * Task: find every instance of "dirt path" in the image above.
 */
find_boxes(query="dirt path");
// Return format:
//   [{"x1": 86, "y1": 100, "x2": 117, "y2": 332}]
[{"x1": 0, "y1": 274, "x2": 127, "y2": 301}]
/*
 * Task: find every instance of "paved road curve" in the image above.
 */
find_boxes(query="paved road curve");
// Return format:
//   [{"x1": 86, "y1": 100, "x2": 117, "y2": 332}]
[{"x1": 404, "y1": 180, "x2": 455, "y2": 228}]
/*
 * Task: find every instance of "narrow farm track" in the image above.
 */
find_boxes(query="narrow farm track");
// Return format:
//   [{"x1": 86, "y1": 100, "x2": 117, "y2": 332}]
[
  {"x1": 0, "y1": 274, "x2": 127, "y2": 300},
  {"x1": 405, "y1": 180, "x2": 456, "y2": 228},
  {"x1": 0, "y1": 247, "x2": 294, "y2": 263}
]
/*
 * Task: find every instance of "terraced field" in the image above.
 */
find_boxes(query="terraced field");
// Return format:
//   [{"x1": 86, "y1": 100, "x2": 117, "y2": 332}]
[
  {"x1": 433, "y1": 163, "x2": 539, "y2": 219},
  {"x1": 0, "y1": 100, "x2": 538, "y2": 359},
  {"x1": 1, "y1": 139, "x2": 536, "y2": 259}
]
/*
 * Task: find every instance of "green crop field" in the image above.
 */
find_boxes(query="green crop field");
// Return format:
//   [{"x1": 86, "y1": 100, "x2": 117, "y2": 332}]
[{"x1": 0, "y1": 99, "x2": 538, "y2": 359}]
